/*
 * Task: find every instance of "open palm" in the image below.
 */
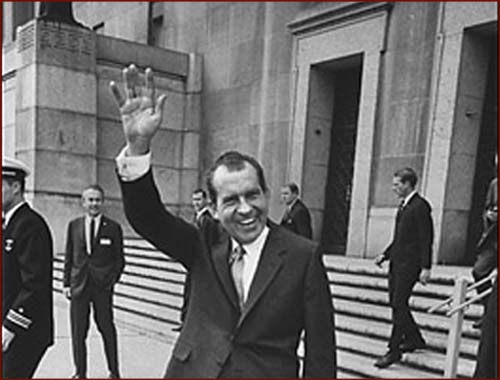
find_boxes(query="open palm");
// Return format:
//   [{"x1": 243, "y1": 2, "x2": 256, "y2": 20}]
[{"x1": 110, "y1": 64, "x2": 167, "y2": 155}]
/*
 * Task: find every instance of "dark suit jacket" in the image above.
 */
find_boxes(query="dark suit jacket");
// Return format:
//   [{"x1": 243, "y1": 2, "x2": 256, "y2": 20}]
[
  {"x1": 63, "y1": 215, "x2": 125, "y2": 298},
  {"x1": 119, "y1": 171, "x2": 336, "y2": 378},
  {"x1": 383, "y1": 193, "x2": 434, "y2": 273},
  {"x1": 2, "y1": 203, "x2": 54, "y2": 347},
  {"x1": 280, "y1": 199, "x2": 313, "y2": 239}
]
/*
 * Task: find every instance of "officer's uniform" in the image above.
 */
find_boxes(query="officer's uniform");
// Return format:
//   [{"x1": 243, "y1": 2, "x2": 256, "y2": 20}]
[{"x1": 2, "y1": 157, "x2": 54, "y2": 378}]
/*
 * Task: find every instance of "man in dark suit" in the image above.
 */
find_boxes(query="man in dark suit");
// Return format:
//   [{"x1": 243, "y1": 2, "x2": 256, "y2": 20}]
[
  {"x1": 280, "y1": 182, "x2": 313, "y2": 239},
  {"x1": 2, "y1": 157, "x2": 54, "y2": 378},
  {"x1": 374, "y1": 167, "x2": 434, "y2": 368},
  {"x1": 110, "y1": 64, "x2": 336, "y2": 377},
  {"x1": 63, "y1": 184, "x2": 125, "y2": 378},
  {"x1": 192, "y1": 188, "x2": 214, "y2": 228},
  {"x1": 472, "y1": 153, "x2": 497, "y2": 329},
  {"x1": 173, "y1": 188, "x2": 217, "y2": 332}
]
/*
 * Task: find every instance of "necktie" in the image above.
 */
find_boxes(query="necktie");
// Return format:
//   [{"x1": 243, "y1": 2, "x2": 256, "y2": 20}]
[
  {"x1": 230, "y1": 244, "x2": 246, "y2": 309},
  {"x1": 396, "y1": 199, "x2": 405, "y2": 220},
  {"x1": 90, "y1": 218, "x2": 96, "y2": 254}
]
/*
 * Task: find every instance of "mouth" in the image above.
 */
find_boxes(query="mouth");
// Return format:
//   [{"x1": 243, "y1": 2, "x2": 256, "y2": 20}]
[{"x1": 237, "y1": 217, "x2": 258, "y2": 229}]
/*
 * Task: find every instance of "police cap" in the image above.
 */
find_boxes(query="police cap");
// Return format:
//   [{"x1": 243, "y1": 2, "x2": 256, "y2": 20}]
[{"x1": 2, "y1": 156, "x2": 30, "y2": 180}]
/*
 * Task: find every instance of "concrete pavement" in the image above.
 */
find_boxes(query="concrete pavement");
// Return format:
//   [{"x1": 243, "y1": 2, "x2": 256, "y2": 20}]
[{"x1": 35, "y1": 292, "x2": 176, "y2": 378}]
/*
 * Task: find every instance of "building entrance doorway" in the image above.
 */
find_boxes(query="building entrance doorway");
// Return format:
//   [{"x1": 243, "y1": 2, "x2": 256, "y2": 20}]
[
  {"x1": 319, "y1": 59, "x2": 362, "y2": 255},
  {"x1": 465, "y1": 34, "x2": 498, "y2": 264}
]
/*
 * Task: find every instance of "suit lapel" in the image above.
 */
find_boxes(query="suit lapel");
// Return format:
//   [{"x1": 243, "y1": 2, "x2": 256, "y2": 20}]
[
  {"x1": 75, "y1": 217, "x2": 86, "y2": 251},
  {"x1": 237, "y1": 226, "x2": 285, "y2": 328},
  {"x1": 91, "y1": 216, "x2": 110, "y2": 254},
  {"x1": 211, "y1": 235, "x2": 239, "y2": 310},
  {"x1": 94, "y1": 216, "x2": 107, "y2": 250}
]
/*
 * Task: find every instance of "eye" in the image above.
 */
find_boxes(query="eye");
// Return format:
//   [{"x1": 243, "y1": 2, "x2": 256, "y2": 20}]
[
  {"x1": 222, "y1": 196, "x2": 238, "y2": 207},
  {"x1": 246, "y1": 190, "x2": 261, "y2": 201}
]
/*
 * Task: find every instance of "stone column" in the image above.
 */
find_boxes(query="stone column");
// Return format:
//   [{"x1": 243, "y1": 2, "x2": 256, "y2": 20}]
[{"x1": 15, "y1": 19, "x2": 97, "y2": 252}]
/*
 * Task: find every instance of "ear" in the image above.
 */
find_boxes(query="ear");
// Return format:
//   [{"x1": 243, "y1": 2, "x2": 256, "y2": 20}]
[{"x1": 12, "y1": 181, "x2": 22, "y2": 195}]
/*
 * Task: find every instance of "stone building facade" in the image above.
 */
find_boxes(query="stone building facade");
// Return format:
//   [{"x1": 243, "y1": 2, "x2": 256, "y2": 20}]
[{"x1": 2, "y1": 2, "x2": 497, "y2": 264}]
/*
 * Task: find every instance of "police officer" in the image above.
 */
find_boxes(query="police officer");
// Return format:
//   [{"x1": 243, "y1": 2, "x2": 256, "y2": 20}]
[{"x1": 2, "y1": 157, "x2": 54, "y2": 378}]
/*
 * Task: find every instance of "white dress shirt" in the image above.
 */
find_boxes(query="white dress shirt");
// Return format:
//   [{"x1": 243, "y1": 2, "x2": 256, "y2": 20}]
[
  {"x1": 402, "y1": 190, "x2": 417, "y2": 207},
  {"x1": 85, "y1": 214, "x2": 102, "y2": 254},
  {"x1": 115, "y1": 146, "x2": 151, "y2": 181},
  {"x1": 230, "y1": 226, "x2": 270, "y2": 303}
]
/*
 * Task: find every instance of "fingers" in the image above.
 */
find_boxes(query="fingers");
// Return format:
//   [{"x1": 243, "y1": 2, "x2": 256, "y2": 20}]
[
  {"x1": 109, "y1": 81, "x2": 125, "y2": 108},
  {"x1": 145, "y1": 68, "x2": 155, "y2": 109},
  {"x1": 123, "y1": 64, "x2": 140, "y2": 100},
  {"x1": 155, "y1": 94, "x2": 167, "y2": 117}
]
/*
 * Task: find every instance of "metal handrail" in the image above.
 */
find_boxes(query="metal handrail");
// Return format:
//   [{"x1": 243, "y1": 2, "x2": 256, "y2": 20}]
[
  {"x1": 428, "y1": 269, "x2": 497, "y2": 378},
  {"x1": 447, "y1": 287, "x2": 493, "y2": 316},
  {"x1": 427, "y1": 269, "x2": 497, "y2": 314}
]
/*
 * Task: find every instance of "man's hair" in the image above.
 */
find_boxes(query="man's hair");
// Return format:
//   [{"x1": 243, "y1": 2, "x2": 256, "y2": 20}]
[
  {"x1": 206, "y1": 151, "x2": 267, "y2": 204},
  {"x1": 82, "y1": 184, "x2": 105, "y2": 198},
  {"x1": 192, "y1": 188, "x2": 207, "y2": 198},
  {"x1": 4, "y1": 177, "x2": 25, "y2": 193},
  {"x1": 285, "y1": 182, "x2": 300, "y2": 195},
  {"x1": 394, "y1": 167, "x2": 418, "y2": 188}
]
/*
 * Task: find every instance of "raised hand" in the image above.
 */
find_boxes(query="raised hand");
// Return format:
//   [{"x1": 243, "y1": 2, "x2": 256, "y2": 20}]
[{"x1": 109, "y1": 64, "x2": 167, "y2": 156}]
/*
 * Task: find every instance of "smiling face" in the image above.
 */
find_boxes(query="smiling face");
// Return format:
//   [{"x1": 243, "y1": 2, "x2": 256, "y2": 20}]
[
  {"x1": 212, "y1": 162, "x2": 269, "y2": 245},
  {"x1": 82, "y1": 188, "x2": 104, "y2": 217}
]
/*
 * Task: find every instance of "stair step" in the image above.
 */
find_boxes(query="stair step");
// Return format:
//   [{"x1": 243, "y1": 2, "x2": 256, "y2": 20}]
[
  {"x1": 334, "y1": 297, "x2": 481, "y2": 339},
  {"x1": 125, "y1": 254, "x2": 186, "y2": 272},
  {"x1": 324, "y1": 256, "x2": 473, "y2": 284},
  {"x1": 336, "y1": 349, "x2": 437, "y2": 378},
  {"x1": 335, "y1": 312, "x2": 478, "y2": 358},
  {"x1": 337, "y1": 330, "x2": 475, "y2": 377},
  {"x1": 332, "y1": 283, "x2": 481, "y2": 319},
  {"x1": 330, "y1": 271, "x2": 458, "y2": 301}
]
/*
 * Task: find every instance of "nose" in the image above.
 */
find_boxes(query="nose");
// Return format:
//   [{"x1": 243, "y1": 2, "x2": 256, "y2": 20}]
[{"x1": 236, "y1": 198, "x2": 252, "y2": 214}]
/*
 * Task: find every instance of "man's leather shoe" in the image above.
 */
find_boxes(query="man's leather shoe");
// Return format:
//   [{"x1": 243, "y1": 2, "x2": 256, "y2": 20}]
[
  {"x1": 374, "y1": 351, "x2": 401, "y2": 368},
  {"x1": 399, "y1": 341, "x2": 427, "y2": 352},
  {"x1": 71, "y1": 375, "x2": 85, "y2": 379},
  {"x1": 108, "y1": 373, "x2": 120, "y2": 379}
]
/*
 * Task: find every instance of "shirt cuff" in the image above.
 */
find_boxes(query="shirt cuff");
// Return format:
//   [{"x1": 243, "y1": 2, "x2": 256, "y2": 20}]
[{"x1": 115, "y1": 146, "x2": 151, "y2": 182}]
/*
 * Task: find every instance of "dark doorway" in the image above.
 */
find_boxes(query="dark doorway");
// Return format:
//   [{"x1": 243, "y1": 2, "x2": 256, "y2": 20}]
[
  {"x1": 320, "y1": 63, "x2": 362, "y2": 255},
  {"x1": 465, "y1": 36, "x2": 498, "y2": 264}
]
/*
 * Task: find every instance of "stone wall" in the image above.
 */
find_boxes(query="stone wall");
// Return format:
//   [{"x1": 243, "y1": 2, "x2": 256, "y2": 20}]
[{"x1": 3, "y1": 19, "x2": 201, "y2": 252}]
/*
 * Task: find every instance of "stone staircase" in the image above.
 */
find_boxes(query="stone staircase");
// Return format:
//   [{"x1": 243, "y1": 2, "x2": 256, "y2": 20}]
[{"x1": 53, "y1": 238, "x2": 481, "y2": 378}]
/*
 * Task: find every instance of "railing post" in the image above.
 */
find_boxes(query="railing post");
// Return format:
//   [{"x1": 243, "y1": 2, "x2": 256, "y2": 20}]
[{"x1": 443, "y1": 277, "x2": 468, "y2": 378}]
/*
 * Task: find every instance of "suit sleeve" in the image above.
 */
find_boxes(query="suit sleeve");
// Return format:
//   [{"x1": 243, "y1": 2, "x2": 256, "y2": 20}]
[
  {"x1": 4, "y1": 221, "x2": 53, "y2": 336},
  {"x1": 118, "y1": 169, "x2": 199, "y2": 269},
  {"x1": 303, "y1": 249, "x2": 337, "y2": 377},
  {"x1": 416, "y1": 201, "x2": 434, "y2": 269},
  {"x1": 63, "y1": 221, "x2": 73, "y2": 287},
  {"x1": 113, "y1": 223, "x2": 125, "y2": 284}
]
